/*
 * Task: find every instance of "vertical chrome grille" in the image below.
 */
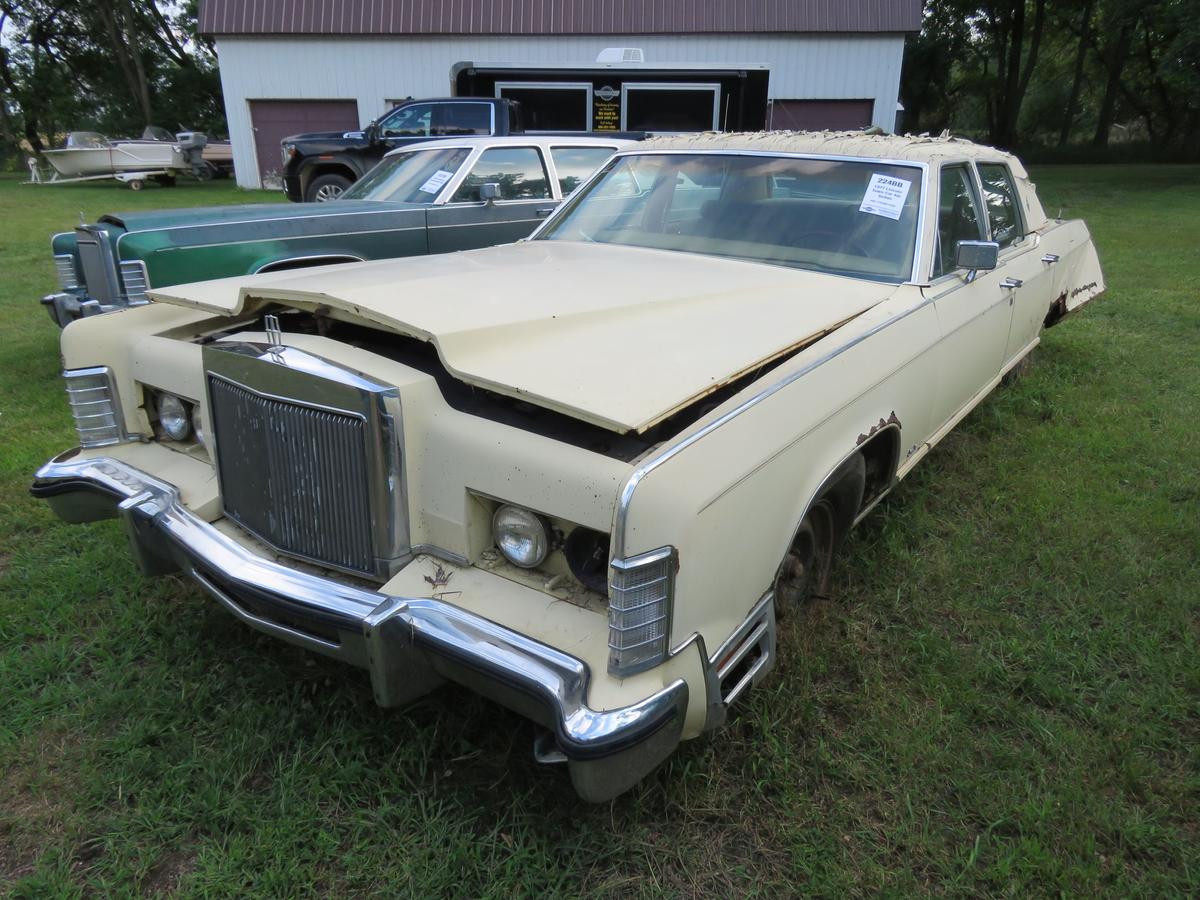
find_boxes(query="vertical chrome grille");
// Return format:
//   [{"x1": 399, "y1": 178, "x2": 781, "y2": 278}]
[
  {"x1": 54, "y1": 254, "x2": 79, "y2": 290},
  {"x1": 119, "y1": 260, "x2": 150, "y2": 302},
  {"x1": 208, "y1": 376, "x2": 376, "y2": 576},
  {"x1": 203, "y1": 341, "x2": 408, "y2": 582}
]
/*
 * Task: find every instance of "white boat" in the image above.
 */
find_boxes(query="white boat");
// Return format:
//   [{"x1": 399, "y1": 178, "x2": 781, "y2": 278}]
[{"x1": 43, "y1": 132, "x2": 188, "y2": 178}]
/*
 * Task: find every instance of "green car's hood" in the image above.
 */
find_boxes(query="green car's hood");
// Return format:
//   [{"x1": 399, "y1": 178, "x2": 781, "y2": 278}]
[{"x1": 100, "y1": 200, "x2": 424, "y2": 232}]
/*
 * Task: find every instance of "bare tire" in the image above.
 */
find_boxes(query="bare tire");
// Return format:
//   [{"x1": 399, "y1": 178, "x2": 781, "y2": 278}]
[
  {"x1": 306, "y1": 173, "x2": 352, "y2": 202},
  {"x1": 774, "y1": 498, "x2": 837, "y2": 615},
  {"x1": 773, "y1": 454, "x2": 866, "y2": 618},
  {"x1": 128, "y1": 178, "x2": 145, "y2": 191}
]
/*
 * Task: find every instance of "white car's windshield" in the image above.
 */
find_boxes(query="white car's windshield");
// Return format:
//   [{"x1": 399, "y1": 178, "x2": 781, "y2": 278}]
[
  {"x1": 341, "y1": 147, "x2": 472, "y2": 203},
  {"x1": 538, "y1": 153, "x2": 923, "y2": 283}
]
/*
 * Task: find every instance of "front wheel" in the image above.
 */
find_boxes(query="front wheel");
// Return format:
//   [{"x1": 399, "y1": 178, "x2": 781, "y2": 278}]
[
  {"x1": 773, "y1": 498, "x2": 836, "y2": 617},
  {"x1": 305, "y1": 173, "x2": 352, "y2": 202}
]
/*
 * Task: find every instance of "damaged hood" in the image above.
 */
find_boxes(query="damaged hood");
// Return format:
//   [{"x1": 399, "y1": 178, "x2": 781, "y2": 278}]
[{"x1": 149, "y1": 241, "x2": 897, "y2": 434}]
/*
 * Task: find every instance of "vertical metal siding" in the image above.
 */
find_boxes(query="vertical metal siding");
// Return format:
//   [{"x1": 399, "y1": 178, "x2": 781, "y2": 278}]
[{"x1": 217, "y1": 32, "x2": 906, "y2": 188}]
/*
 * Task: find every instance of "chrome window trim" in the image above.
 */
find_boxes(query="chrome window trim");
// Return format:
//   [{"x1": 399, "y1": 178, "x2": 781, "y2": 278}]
[{"x1": 203, "y1": 342, "x2": 410, "y2": 581}]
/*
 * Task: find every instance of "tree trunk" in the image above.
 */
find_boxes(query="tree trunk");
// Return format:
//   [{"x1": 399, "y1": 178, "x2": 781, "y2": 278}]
[
  {"x1": 96, "y1": 0, "x2": 154, "y2": 126},
  {"x1": 1059, "y1": 0, "x2": 1093, "y2": 147},
  {"x1": 999, "y1": 0, "x2": 1026, "y2": 147},
  {"x1": 1092, "y1": 20, "x2": 1135, "y2": 148}
]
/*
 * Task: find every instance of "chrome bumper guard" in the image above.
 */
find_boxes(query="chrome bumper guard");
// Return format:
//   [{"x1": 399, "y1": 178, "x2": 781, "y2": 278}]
[
  {"x1": 41, "y1": 291, "x2": 139, "y2": 328},
  {"x1": 31, "y1": 452, "x2": 689, "y2": 802}
]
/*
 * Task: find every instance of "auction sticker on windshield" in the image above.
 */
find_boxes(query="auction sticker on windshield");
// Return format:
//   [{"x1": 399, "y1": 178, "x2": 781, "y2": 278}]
[
  {"x1": 419, "y1": 170, "x2": 454, "y2": 194},
  {"x1": 859, "y1": 173, "x2": 912, "y2": 220}
]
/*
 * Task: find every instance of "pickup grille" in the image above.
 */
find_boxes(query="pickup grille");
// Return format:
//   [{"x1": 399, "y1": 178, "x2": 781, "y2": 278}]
[{"x1": 208, "y1": 375, "x2": 377, "y2": 576}]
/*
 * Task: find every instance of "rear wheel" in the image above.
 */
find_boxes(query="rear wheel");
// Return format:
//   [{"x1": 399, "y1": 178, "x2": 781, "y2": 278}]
[
  {"x1": 128, "y1": 178, "x2": 145, "y2": 191},
  {"x1": 305, "y1": 173, "x2": 352, "y2": 202}
]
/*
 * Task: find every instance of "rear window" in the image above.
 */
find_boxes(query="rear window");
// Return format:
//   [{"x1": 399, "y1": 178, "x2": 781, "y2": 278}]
[
  {"x1": 550, "y1": 146, "x2": 617, "y2": 195},
  {"x1": 977, "y1": 163, "x2": 1023, "y2": 248},
  {"x1": 436, "y1": 104, "x2": 492, "y2": 136}
]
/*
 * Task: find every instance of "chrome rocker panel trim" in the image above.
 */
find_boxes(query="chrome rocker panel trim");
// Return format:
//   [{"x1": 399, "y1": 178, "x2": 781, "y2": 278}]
[{"x1": 31, "y1": 452, "x2": 688, "y2": 803}]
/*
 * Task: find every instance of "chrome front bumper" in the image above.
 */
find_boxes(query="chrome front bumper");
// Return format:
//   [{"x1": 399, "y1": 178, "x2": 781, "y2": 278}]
[{"x1": 31, "y1": 451, "x2": 689, "y2": 802}]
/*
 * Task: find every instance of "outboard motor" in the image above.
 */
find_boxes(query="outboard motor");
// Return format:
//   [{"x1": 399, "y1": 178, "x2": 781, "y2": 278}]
[{"x1": 174, "y1": 131, "x2": 210, "y2": 179}]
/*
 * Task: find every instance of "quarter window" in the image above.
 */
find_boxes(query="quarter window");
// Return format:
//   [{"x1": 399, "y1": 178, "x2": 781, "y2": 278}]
[
  {"x1": 933, "y1": 165, "x2": 986, "y2": 278},
  {"x1": 550, "y1": 146, "x2": 616, "y2": 195},
  {"x1": 452, "y1": 147, "x2": 550, "y2": 202},
  {"x1": 977, "y1": 163, "x2": 1023, "y2": 248}
]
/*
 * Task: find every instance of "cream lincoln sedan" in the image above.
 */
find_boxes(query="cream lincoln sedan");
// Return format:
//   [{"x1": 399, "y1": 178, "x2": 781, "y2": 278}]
[{"x1": 32, "y1": 132, "x2": 1104, "y2": 801}]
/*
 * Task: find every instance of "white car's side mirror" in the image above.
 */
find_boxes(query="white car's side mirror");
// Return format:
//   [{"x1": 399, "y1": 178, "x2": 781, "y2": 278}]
[
  {"x1": 479, "y1": 182, "x2": 501, "y2": 204},
  {"x1": 955, "y1": 239, "x2": 1000, "y2": 272}
]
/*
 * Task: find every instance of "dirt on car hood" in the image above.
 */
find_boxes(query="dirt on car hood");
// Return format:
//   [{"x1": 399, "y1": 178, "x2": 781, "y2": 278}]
[{"x1": 149, "y1": 241, "x2": 898, "y2": 434}]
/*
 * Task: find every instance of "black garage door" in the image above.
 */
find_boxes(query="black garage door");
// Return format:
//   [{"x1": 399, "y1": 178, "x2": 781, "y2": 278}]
[{"x1": 249, "y1": 100, "x2": 360, "y2": 186}]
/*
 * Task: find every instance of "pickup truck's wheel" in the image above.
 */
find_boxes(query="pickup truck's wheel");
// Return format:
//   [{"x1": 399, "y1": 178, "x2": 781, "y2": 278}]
[
  {"x1": 306, "y1": 173, "x2": 352, "y2": 202},
  {"x1": 774, "y1": 499, "x2": 836, "y2": 615}
]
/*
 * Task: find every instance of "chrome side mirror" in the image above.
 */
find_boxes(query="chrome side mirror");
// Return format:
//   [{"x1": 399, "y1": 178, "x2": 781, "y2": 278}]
[
  {"x1": 955, "y1": 240, "x2": 1000, "y2": 273},
  {"x1": 479, "y1": 182, "x2": 501, "y2": 204}
]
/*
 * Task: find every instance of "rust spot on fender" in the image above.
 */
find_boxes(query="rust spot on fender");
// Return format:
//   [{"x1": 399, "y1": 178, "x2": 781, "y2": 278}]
[
  {"x1": 1045, "y1": 290, "x2": 1069, "y2": 327},
  {"x1": 856, "y1": 411, "x2": 901, "y2": 446}
]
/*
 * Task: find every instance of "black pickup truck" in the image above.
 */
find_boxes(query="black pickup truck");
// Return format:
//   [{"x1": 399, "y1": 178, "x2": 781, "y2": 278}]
[{"x1": 281, "y1": 97, "x2": 527, "y2": 202}]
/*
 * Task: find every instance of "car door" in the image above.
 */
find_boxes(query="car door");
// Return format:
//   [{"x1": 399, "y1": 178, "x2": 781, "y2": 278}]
[
  {"x1": 425, "y1": 145, "x2": 558, "y2": 253},
  {"x1": 974, "y1": 161, "x2": 1058, "y2": 367},
  {"x1": 926, "y1": 163, "x2": 1016, "y2": 430}
]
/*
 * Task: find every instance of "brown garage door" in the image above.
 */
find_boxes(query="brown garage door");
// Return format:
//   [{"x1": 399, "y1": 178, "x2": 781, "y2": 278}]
[
  {"x1": 769, "y1": 100, "x2": 875, "y2": 131},
  {"x1": 248, "y1": 100, "x2": 360, "y2": 185}
]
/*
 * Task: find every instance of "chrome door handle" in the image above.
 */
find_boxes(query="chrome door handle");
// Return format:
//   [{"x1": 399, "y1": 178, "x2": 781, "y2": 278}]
[
  {"x1": 1000, "y1": 277, "x2": 1024, "y2": 289},
  {"x1": 1041, "y1": 253, "x2": 1060, "y2": 264},
  {"x1": 535, "y1": 207, "x2": 555, "y2": 217}
]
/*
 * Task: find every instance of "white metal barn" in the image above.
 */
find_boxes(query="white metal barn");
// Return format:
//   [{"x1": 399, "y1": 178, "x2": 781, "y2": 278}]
[{"x1": 198, "y1": 0, "x2": 922, "y2": 190}]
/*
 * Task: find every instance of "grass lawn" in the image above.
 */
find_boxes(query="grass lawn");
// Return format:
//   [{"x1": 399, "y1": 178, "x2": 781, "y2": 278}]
[{"x1": 1, "y1": 167, "x2": 1197, "y2": 896}]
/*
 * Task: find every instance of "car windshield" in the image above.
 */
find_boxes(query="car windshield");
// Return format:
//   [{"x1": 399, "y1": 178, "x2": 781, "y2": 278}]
[
  {"x1": 538, "y1": 153, "x2": 923, "y2": 283},
  {"x1": 341, "y1": 147, "x2": 472, "y2": 203}
]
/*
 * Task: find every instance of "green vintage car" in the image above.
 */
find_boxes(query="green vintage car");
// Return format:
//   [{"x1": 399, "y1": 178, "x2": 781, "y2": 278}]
[{"x1": 43, "y1": 135, "x2": 630, "y2": 326}]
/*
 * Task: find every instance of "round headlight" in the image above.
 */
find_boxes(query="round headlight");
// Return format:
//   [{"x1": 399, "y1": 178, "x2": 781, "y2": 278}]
[
  {"x1": 192, "y1": 406, "x2": 206, "y2": 447},
  {"x1": 157, "y1": 392, "x2": 192, "y2": 441},
  {"x1": 492, "y1": 505, "x2": 549, "y2": 569}
]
